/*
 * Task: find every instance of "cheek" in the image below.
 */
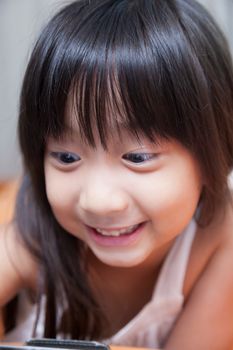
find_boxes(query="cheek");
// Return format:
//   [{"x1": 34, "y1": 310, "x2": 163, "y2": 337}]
[
  {"x1": 44, "y1": 168, "x2": 83, "y2": 235},
  {"x1": 131, "y1": 158, "x2": 202, "y2": 220},
  {"x1": 44, "y1": 168, "x2": 76, "y2": 211}
]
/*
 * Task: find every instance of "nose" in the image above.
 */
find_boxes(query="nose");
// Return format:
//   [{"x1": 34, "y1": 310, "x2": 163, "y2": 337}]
[{"x1": 78, "y1": 178, "x2": 129, "y2": 217}]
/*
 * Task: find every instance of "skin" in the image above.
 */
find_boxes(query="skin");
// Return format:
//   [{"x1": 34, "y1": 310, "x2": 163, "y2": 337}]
[
  {"x1": 44, "y1": 130, "x2": 202, "y2": 269},
  {"x1": 1, "y1": 127, "x2": 233, "y2": 349}
]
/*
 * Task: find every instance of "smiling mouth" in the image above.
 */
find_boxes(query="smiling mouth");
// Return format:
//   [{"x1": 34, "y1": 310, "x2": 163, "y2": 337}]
[{"x1": 91, "y1": 223, "x2": 143, "y2": 237}]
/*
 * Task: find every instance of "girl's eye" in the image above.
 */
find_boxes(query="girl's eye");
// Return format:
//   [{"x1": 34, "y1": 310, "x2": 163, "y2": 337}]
[
  {"x1": 122, "y1": 152, "x2": 157, "y2": 164},
  {"x1": 50, "y1": 152, "x2": 81, "y2": 164}
]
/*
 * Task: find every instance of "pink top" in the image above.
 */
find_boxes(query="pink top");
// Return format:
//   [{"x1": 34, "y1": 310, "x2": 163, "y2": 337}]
[{"x1": 5, "y1": 220, "x2": 196, "y2": 348}]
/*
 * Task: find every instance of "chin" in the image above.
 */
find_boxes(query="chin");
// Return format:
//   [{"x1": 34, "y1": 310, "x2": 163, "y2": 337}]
[{"x1": 94, "y1": 250, "x2": 150, "y2": 268}]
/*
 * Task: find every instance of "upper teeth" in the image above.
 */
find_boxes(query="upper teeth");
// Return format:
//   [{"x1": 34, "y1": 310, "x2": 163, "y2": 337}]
[{"x1": 95, "y1": 224, "x2": 139, "y2": 236}]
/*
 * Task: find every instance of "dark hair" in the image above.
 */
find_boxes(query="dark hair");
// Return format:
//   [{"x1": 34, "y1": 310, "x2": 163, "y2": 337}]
[{"x1": 16, "y1": 0, "x2": 233, "y2": 339}]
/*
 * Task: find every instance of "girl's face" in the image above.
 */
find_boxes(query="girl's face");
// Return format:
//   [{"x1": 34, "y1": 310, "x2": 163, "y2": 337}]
[{"x1": 44, "y1": 125, "x2": 202, "y2": 268}]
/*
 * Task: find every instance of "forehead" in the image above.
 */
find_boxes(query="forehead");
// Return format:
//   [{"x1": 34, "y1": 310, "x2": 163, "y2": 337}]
[
  {"x1": 62, "y1": 90, "x2": 144, "y2": 148},
  {"x1": 54, "y1": 124, "x2": 170, "y2": 164},
  {"x1": 61, "y1": 118, "x2": 147, "y2": 150}
]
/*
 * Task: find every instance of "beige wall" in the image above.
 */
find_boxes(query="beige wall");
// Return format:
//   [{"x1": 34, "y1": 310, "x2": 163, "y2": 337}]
[{"x1": 0, "y1": 0, "x2": 232, "y2": 180}]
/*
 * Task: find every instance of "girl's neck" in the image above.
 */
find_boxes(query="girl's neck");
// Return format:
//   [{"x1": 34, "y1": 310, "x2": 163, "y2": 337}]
[{"x1": 87, "y1": 239, "x2": 174, "y2": 337}]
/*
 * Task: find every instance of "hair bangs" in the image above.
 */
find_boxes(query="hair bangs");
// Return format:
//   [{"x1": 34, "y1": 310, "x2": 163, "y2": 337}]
[
  {"x1": 25, "y1": 0, "x2": 212, "y2": 154},
  {"x1": 21, "y1": 0, "x2": 226, "y2": 164},
  {"x1": 56, "y1": 0, "x2": 213, "y2": 152}
]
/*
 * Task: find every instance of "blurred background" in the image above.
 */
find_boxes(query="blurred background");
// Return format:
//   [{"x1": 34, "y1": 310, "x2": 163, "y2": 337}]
[{"x1": 0, "y1": 0, "x2": 233, "y2": 180}]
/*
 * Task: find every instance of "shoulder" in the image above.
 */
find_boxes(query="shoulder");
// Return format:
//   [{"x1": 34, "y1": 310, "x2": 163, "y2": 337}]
[
  {"x1": 165, "y1": 200, "x2": 233, "y2": 348},
  {"x1": 184, "y1": 198, "x2": 233, "y2": 296},
  {"x1": 0, "y1": 222, "x2": 38, "y2": 306}
]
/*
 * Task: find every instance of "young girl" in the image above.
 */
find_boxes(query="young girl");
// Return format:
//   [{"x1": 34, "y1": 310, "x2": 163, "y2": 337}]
[{"x1": 1, "y1": 0, "x2": 233, "y2": 349}]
